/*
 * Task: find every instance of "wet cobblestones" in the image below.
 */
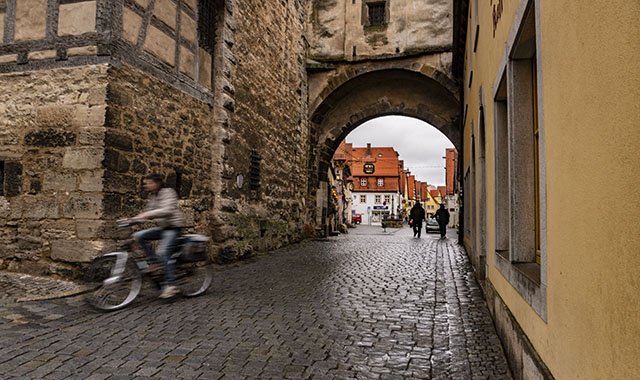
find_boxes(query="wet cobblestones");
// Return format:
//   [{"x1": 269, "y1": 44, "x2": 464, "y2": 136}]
[{"x1": 0, "y1": 226, "x2": 511, "y2": 379}]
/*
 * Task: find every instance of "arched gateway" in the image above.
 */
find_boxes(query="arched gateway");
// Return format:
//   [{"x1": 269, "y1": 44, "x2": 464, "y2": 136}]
[
  {"x1": 307, "y1": 58, "x2": 460, "y2": 226},
  {"x1": 304, "y1": 0, "x2": 460, "y2": 229}
]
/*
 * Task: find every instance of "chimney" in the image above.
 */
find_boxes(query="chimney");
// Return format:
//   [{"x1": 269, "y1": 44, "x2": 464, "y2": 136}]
[{"x1": 366, "y1": 143, "x2": 371, "y2": 157}]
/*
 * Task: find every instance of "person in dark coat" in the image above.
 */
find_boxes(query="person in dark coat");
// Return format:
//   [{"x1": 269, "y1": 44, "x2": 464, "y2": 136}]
[
  {"x1": 434, "y1": 203, "x2": 450, "y2": 239},
  {"x1": 409, "y1": 202, "x2": 426, "y2": 238}
]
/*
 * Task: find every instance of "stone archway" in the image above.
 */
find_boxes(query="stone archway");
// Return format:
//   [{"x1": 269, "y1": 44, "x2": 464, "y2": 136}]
[{"x1": 307, "y1": 63, "x2": 460, "y2": 228}]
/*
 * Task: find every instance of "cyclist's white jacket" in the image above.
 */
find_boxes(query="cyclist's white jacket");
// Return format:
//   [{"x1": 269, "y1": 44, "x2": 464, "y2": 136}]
[{"x1": 144, "y1": 188, "x2": 186, "y2": 228}]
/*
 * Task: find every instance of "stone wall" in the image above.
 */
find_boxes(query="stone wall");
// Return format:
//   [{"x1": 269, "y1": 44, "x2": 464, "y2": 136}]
[
  {"x1": 307, "y1": 0, "x2": 453, "y2": 61},
  {"x1": 102, "y1": 64, "x2": 216, "y2": 234},
  {"x1": 0, "y1": 65, "x2": 109, "y2": 276},
  {"x1": 214, "y1": 0, "x2": 310, "y2": 258}
]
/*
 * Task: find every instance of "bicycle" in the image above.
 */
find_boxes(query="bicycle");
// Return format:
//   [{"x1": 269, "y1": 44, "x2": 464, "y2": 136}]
[{"x1": 84, "y1": 219, "x2": 213, "y2": 311}]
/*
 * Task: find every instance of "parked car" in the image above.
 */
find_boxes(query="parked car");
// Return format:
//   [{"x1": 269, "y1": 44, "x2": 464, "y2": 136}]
[
  {"x1": 425, "y1": 217, "x2": 439, "y2": 233},
  {"x1": 352, "y1": 213, "x2": 362, "y2": 224}
]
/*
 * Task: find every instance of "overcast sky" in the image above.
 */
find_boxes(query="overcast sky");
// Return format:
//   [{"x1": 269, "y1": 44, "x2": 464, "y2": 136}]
[{"x1": 344, "y1": 116, "x2": 454, "y2": 186}]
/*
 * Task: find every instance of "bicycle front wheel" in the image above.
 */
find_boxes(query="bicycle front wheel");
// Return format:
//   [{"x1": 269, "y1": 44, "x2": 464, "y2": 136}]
[
  {"x1": 178, "y1": 258, "x2": 213, "y2": 297},
  {"x1": 84, "y1": 254, "x2": 142, "y2": 311}
]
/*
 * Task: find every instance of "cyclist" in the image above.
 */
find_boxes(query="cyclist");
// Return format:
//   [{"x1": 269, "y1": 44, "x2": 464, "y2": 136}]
[{"x1": 133, "y1": 173, "x2": 186, "y2": 298}]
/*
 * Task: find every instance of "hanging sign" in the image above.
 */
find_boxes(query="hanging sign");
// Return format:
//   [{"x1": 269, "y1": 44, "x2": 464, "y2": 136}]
[{"x1": 363, "y1": 163, "x2": 375, "y2": 174}]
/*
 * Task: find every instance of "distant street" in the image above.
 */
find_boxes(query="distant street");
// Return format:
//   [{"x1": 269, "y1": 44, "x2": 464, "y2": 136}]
[{"x1": 0, "y1": 226, "x2": 511, "y2": 379}]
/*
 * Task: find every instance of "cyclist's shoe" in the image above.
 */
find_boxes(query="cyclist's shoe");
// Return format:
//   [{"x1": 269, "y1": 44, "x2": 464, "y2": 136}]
[{"x1": 159, "y1": 285, "x2": 178, "y2": 299}]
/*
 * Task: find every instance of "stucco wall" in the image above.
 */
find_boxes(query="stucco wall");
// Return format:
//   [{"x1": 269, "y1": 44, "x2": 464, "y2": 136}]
[{"x1": 462, "y1": 0, "x2": 640, "y2": 378}]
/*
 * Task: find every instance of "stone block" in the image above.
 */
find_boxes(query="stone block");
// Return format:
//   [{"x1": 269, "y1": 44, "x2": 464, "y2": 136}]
[
  {"x1": 76, "y1": 219, "x2": 104, "y2": 239},
  {"x1": 87, "y1": 105, "x2": 107, "y2": 126},
  {"x1": 153, "y1": 0, "x2": 176, "y2": 29},
  {"x1": 198, "y1": 50, "x2": 212, "y2": 88},
  {"x1": 0, "y1": 197, "x2": 10, "y2": 218},
  {"x1": 37, "y1": 106, "x2": 75, "y2": 128},
  {"x1": 104, "y1": 171, "x2": 137, "y2": 193},
  {"x1": 180, "y1": 12, "x2": 197, "y2": 44},
  {"x1": 77, "y1": 127, "x2": 104, "y2": 145},
  {"x1": 0, "y1": 12, "x2": 5, "y2": 42},
  {"x1": 78, "y1": 170, "x2": 104, "y2": 192},
  {"x1": 61, "y1": 193, "x2": 102, "y2": 219},
  {"x1": 40, "y1": 219, "x2": 75, "y2": 240},
  {"x1": 180, "y1": 47, "x2": 195, "y2": 79},
  {"x1": 51, "y1": 239, "x2": 104, "y2": 263},
  {"x1": 25, "y1": 129, "x2": 76, "y2": 147},
  {"x1": 28, "y1": 50, "x2": 57, "y2": 60},
  {"x1": 23, "y1": 196, "x2": 59, "y2": 219},
  {"x1": 105, "y1": 132, "x2": 133, "y2": 151},
  {"x1": 0, "y1": 54, "x2": 17, "y2": 63},
  {"x1": 42, "y1": 172, "x2": 77, "y2": 192},
  {"x1": 62, "y1": 147, "x2": 104, "y2": 169},
  {"x1": 122, "y1": 7, "x2": 142, "y2": 45},
  {"x1": 67, "y1": 45, "x2": 98, "y2": 57},
  {"x1": 58, "y1": 1, "x2": 97, "y2": 37},
  {"x1": 143, "y1": 25, "x2": 176, "y2": 66},
  {"x1": 14, "y1": 0, "x2": 47, "y2": 41}
]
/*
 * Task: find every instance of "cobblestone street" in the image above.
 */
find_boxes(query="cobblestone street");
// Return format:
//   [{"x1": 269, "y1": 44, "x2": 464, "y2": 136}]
[{"x1": 0, "y1": 226, "x2": 511, "y2": 379}]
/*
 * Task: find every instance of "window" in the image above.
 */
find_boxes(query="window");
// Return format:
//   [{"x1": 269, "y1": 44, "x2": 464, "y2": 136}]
[
  {"x1": 493, "y1": 0, "x2": 546, "y2": 320},
  {"x1": 360, "y1": 178, "x2": 367, "y2": 187},
  {"x1": 249, "y1": 149, "x2": 261, "y2": 192},
  {"x1": 367, "y1": 2, "x2": 386, "y2": 26},
  {"x1": 360, "y1": 195, "x2": 367, "y2": 203},
  {"x1": 198, "y1": 0, "x2": 217, "y2": 54},
  {"x1": 377, "y1": 178, "x2": 384, "y2": 187},
  {"x1": 375, "y1": 195, "x2": 381, "y2": 204},
  {"x1": 384, "y1": 195, "x2": 390, "y2": 204}
]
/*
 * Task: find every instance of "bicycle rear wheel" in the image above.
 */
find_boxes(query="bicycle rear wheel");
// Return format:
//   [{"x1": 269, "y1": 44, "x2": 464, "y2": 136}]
[
  {"x1": 84, "y1": 254, "x2": 142, "y2": 311},
  {"x1": 177, "y1": 258, "x2": 213, "y2": 297}
]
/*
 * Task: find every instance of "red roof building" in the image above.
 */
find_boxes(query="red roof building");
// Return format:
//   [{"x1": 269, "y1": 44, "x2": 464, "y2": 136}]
[{"x1": 342, "y1": 143, "x2": 402, "y2": 193}]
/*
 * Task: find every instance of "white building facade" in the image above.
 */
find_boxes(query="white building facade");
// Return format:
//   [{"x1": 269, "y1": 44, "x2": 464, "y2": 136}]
[{"x1": 352, "y1": 191, "x2": 402, "y2": 225}]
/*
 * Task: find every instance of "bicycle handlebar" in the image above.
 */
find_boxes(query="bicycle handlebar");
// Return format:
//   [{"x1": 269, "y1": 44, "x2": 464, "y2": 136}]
[{"x1": 116, "y1": 218, "x2": 147, "y2": 228}]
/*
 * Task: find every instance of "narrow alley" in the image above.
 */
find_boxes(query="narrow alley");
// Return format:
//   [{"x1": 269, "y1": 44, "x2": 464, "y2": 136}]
[{"x1": 0, "y1": 227, "x2": 510, "y2": 379}]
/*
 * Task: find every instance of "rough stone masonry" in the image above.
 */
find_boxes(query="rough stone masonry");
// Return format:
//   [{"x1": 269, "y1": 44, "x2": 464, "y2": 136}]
[{"x1": 0, "y1": 0, "x2": 310, "y2": 277}]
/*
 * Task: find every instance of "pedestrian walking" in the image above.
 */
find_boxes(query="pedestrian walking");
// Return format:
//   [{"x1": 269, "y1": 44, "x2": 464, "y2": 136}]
[
  {"x1": 409, "y1": 202, "x2": 426, "y2": 238},
  {"x1": 434, "y1": 203, "x2": 450, "y2": 239}
]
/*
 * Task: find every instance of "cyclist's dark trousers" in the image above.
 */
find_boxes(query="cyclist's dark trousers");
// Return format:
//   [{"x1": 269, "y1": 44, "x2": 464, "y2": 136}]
[
  {"x1": 413, "y1": 223, "x2": 423, "y2": 238},
  {"x1": 133, "y1": 227, "x2": 181, "y2": 285}
]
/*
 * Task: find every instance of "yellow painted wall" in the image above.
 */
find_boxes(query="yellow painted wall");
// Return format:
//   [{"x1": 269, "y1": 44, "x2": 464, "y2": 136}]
[{"x1": 462, "y1": 0, "x2": 640, "y2": 378}]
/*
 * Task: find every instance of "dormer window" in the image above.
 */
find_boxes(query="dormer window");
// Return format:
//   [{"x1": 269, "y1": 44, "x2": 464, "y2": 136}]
[
  {"x1": 360, "y1": 178, "x2": 367, "y2": 187},
  {"x1": 377, "y1": 178, "x2": 384, "y2": 187}
]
